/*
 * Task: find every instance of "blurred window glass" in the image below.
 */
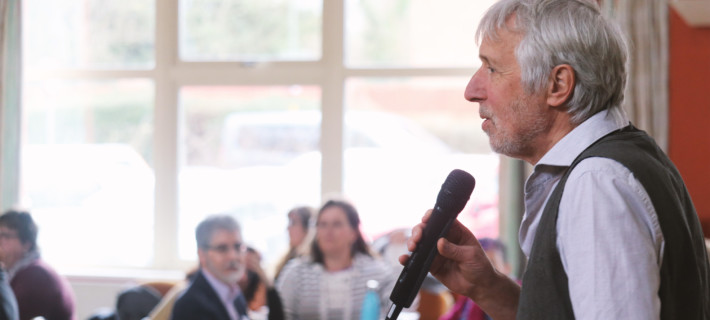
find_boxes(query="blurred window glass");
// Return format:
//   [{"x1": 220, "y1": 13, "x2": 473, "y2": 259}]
[
  {"x1": 178, "y1": 85, "x2": 322, "y2": 263},
  {"x1": 21, "y1": 80, "x2": 154, "y2": 268},
  {"x1": 343, "y1": 77, "x2": 498, "y2": 240},
  {"x1": 18, "y1": 0, "x2": 499, "y2": 274},
  {"x1": 23, "y1": 0, "x2": 155, "y2": 69},
  {"x1": 345, "y1": 0, "x2": 497, "y2": 67},
  {"x1": 180, "y1": 0, "x2": 323, "y2": 61}
]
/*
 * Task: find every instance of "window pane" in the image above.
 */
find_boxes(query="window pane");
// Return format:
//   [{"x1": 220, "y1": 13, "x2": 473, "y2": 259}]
[
  {"x1": 179, "y1": 0, "x2": 323, "y2": 61},
  {"x1": 21, "y1": 80, "x2": 155, "y2": 268},
  {"x1": 23, "y1": 0, "x2": 155, "y2": 69},
  {"x1": 345, "y1": 0, "x2": 497, "y2": 67},
  {"x1": 344, "y1": 77, "x2": 499, "y2": 240},
  {"x1": 179, "y1": 86, "x2": 321, "y2": 266}
]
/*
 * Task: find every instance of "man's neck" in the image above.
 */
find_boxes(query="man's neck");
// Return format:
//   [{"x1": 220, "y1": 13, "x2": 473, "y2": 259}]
[{"x1": 524, "y1": 112, "x2": 576, "y2": 165}]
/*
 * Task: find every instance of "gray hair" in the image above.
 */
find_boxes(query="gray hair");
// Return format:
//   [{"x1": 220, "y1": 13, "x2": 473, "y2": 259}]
[
  {"x1": 476, "y1": 0, "x2": 628, "y2": 124},
  {"x1": 195, "y1": 214, "x2": 241, "y2": 249}
]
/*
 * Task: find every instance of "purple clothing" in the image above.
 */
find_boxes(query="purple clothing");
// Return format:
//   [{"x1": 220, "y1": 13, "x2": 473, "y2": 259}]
[
  {"x1": 10, "y1": 259, "x2": 75, "y2": 320},
  {"x1": 438, "y1": 296, "x2": 489, "y2": 320}
]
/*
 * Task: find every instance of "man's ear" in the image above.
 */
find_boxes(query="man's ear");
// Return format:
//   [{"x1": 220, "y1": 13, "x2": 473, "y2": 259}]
[{"x1": 547, "y1": 64, "x2": 575, "y2": 108}]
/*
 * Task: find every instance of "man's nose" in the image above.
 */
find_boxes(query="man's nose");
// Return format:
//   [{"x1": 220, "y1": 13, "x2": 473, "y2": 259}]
[{"x1": 464, "y1": 69, "x2": 486, "y2": 103}]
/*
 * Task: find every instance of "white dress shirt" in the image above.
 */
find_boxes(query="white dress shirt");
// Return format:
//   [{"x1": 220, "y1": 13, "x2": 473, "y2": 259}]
[
  {"x1": 203, "y1": 269, "x2": 248, "y2": 320},
  {"x1": 519, "y1": 110, "x2": 664, "y2": 319}
]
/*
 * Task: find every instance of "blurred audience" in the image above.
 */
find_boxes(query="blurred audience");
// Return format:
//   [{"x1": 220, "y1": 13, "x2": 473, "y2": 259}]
[
  {"x1": 87, "y1": 280, "x2": 174, "y2": 320},
  {"x1": 115, "y1": 285, "x2": 162, "y2": 320},
  {"x1": 275, "y1": 199, "x2": 401, "y2": 320},
  {"x1": 146, "y1": 269, "x2": 199, "y2": 320},
  {"x1": 149, "y1": 245, "x2": 286, "y2": 319},
  {"x1": 0, "y1": 210, "x2": 75, "y2": 320},
  {"x1": 238, "y1": 247, "x2": 284, "y2": 320},
  {"x1": 273, "y1": 206, "x2": 315, "y2": 281},
  {"x1": 171, "y1": 214, "x2": 249, "y2": 320},
  {"x1": 239, "y1": 247, "x2": 267, "y2": 312},
  {"x1": 371, "y1": 228, "x2": 410, "y2": 270},
  {"x1": 438, "y1": 238, "x2": 511, "y2": 320}
]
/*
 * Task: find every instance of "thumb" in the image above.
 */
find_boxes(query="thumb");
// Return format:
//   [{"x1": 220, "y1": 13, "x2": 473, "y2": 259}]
[{"x1": 437, "y1": 237, "x2": 467, "y2": 263}]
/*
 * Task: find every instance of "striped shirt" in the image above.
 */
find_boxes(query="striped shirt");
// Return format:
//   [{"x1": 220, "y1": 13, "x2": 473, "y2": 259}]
[{"x1": 275, "y1": 253, "x2": 398, "y2": 320}]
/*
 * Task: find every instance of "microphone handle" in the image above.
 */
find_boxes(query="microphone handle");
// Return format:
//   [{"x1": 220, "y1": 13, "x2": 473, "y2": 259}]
[{"x1": 389, "y1": 203, "x2": 458, "y2": 308}]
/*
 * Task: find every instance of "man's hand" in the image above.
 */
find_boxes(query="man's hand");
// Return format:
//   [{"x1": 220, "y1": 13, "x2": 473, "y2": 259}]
[{"x1": 399, "y1": 210, "x2": 521, "y2": 320}]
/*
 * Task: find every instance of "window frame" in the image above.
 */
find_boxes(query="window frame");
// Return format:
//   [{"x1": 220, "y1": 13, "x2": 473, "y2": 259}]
[{"x1": 20, "y1": 0, "x2": 499, "y2": 272}]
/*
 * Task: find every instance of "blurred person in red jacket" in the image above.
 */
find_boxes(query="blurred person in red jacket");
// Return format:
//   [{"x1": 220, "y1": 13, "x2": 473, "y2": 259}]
[{"x1": 0, "y1": 210, "x2": 75, "y2": 320}]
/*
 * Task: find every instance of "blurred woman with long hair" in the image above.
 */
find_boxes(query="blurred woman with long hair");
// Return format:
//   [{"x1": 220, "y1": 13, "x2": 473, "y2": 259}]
[
  {"x1": 273, "y1": 206, "x2": 315, "y2": 280},
  {"x1": 275, "y1": 199, "x2": 398, "y2": 320}
]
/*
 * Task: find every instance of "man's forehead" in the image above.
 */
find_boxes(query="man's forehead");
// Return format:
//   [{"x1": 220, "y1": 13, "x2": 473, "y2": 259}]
[{"x1": 479, "y1": 27, "x2": 522, "y2": 56}]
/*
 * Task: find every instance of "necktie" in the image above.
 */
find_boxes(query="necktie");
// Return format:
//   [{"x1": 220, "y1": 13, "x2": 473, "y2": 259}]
[{"x1": 233, "y1": 293, "x2": 248, "y2": 319}]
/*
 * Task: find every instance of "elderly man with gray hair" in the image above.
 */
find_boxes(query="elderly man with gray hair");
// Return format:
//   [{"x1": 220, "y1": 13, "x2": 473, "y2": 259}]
[
  {"x1": 172, "y1": 214, "x2": 249, "y2": 320},
  {"x1": 403, "y1": 0, "x2": 710, "y2": 319}
]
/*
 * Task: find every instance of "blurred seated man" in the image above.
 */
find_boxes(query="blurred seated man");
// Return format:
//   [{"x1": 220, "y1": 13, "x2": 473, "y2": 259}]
[
  {"x1": 0, "y1": 210, "x2": 75, "y2": 320},
  {"x1": 171, "y1": 214, "x2": 249, "y2": 320}
]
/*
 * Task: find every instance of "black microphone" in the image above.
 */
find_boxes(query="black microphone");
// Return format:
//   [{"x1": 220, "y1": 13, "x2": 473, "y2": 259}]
[{"x1": 386, "y1": 169, "x2": 475, "y2": 320}]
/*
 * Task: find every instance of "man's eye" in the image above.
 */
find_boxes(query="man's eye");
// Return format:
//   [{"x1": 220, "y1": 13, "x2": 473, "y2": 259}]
[{"x1": 487, "y1": 67, "x2": 496, "y2": 73}]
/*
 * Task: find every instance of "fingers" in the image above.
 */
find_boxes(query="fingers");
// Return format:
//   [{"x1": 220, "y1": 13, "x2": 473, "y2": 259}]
[
  {"x1": 407, "y1": 209, "x2": 433, "y2": 252},
  {"x1": 437, "y1": 237, "x2": 464, "y2": 262},
  {"x1": 438, "y1": 235, "x2": 495, "y2": 267},
  {"x1": 398, "y1": 253, "x2": 410, "y2": 266},
  {"x1": 421, "y1": 209, "x2": 433, "y2": 222},
  {"x1": 445, "y1": 219, "x2": 478, "y2": 247},
  {"x1": 404, "y1": 209, "x2": 478, "y2": 265},
  {"x1": 407, "y1": 223, "x2": 422, "y2": 252}
]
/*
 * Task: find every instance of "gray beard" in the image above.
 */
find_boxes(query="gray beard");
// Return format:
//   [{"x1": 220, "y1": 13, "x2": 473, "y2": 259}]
[{"x1": 488, "y1": 99, "x2": 550, "y2": 159}]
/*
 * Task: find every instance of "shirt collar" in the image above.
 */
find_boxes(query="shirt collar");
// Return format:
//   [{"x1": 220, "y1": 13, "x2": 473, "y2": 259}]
[
  {"x1": 202, "y1": 268, "x2": 242, "y2": 303},
  {"x1": 8, "y1": 250, "x2": 40, "y2": 281},
  {"x1": 536, "y1": 110, "x2": 628, "y2": 168}
]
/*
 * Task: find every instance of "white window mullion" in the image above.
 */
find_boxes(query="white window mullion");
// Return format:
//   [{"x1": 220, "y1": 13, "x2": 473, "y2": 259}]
[
  {"x1": 153, "y1": 0, "x2": 181, "y2": 269},
  {"x1": 344, "y1": 67, "x2": 475, "y2": 78},
  {"x1": 172, "y1": 64, "x2": 326, "y2": 86},
  {"x1": 320, "y1": 0, "x2": 346, "y2": 199}
]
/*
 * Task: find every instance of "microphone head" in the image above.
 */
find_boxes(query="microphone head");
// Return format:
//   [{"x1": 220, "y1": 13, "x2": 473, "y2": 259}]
[{"x1": 437, "y1": 169, "x2": 476, "y2": 213}]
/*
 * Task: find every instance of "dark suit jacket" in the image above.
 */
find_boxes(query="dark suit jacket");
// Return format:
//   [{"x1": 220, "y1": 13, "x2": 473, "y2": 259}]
[{"x1": 171, "y1": 270, "x2": 248, "y2": 320}]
